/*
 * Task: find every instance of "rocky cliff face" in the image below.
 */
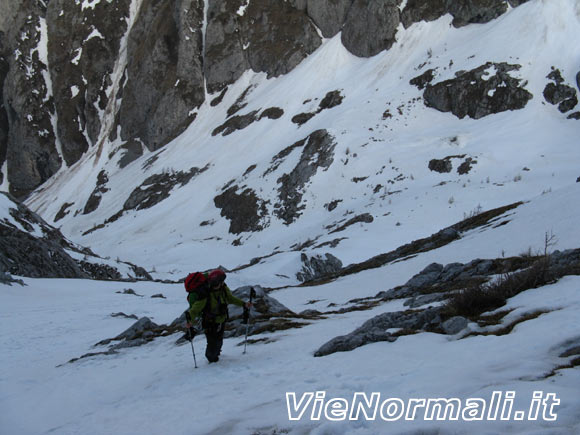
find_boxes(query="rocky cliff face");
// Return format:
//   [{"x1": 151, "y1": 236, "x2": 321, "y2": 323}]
[{"x1": 1, "y1": 0, "x2": 534, "y2": 198}]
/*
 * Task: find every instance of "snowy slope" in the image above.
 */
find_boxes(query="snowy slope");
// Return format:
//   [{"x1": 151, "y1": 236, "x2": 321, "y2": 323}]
[
  {"x1": 24, "y1": 0, "x2": 580, "y2": 285},
  {"x1": 2, "y1": 184, "x2": 580, "y2": 434},
  {"x1": 2, "y1": 1, "x2": 580, "y2": 434}
]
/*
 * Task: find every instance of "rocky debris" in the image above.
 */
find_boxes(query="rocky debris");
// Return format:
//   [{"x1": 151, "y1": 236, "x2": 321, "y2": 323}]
[
  {"x1": 291, "y1": 90, "x2": 344, "y2": 126},
  {"x1": 123, "y1": 165, "x2": 209, "y2": 212},
  {"x1": 543, "y1": 68, "x2": 578, "y2": 114},
  {"x1": 341, "y1": 0, "x2": 400, "y2": 57},
  {"x1": 296, "y1": 253, "x2": 343, "y2": 283},
  {"x1": 410, "y1": 68, "x2": 437, "y2": 90},
  {"x1": 423, "y1": 62, "x2": 533, "y2": 119},
  {"x1": 82, "y1": 170, "x2": 109, "y2": 215},
  {"x1": 328, "y1": 213, "x2": 374, "y2": 234},
  {"x1": 275, "y1": 130, "x2": 337, "y2": 224},
  {"x1": 212, "y1": 110, "x2": 260, "y2": 137},
  {"x1": 214, "y1": 185, "x2": 269, "y2": 234},
  {"x1": 314, "y1": 308, "x2": 441, "y2": 357}
]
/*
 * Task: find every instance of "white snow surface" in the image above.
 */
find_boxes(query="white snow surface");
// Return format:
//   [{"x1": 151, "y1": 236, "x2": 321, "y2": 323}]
[{"x1": 3, "y1": 1, "x2": 580, "y2": 434}]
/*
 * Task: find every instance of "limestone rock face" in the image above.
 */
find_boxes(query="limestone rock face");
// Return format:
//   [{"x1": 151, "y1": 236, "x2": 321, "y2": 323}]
[
  {"x1": 341, "y1": 0, "x2": 401, "y2": 58},
  {"x1": 204, "y1": 0, "x2": 322, "y2": 93},
  {"x1": 2, "y1": 1, "x2": 62, "y2": 198},
  {"x1": 0, "y1": 0, "x2": 536, "y2": 198},
  {"x1": 117, "y1": 0, "x2": 205, "y2": 152}
]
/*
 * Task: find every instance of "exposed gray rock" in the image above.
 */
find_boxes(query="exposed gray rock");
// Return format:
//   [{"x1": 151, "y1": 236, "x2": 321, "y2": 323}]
[
  {"x1": 214, "y1": 185, "x2": 269, "y2": 234},
  {"x1": 297, "y1": 253, "x2": 343, "y2": 282},
  {"x1": 212, "y1": 110, "x2": 260, "y2": 136},
  {"x1": 441, "y1": 316, "x2": 469, "y2": 334},
  {"x1": 423, "y1": 62, "x2": 533, "y2": 119},
  {"x1": 428, "y1": 158, "x2": 453, "y2": 173},
  {"x1": 305, "y1": 0, "x2": 352, "y2": 38},
  {"x1": 0, "y1": 192, "x2": 151, "y2": 280},
  {"x1": 82, "y1": 170, "x2": 109, "y2": 215},
  {"x1": 404, "y1": 292, "x2": 449, "y2": 308},
  {"x1": 118, "y1": 0, "x2": 204, "y2": 152},
  {"x1": 291, "y1": 112, "x2": 316, "y2": 126},
  {"x1": 410, "y1": 68, "x2": 437, "y2": 90},
  {"x1": 204, "y1": 0, "x2": 322, "y2": 93},
  {"x1": 0, "y1": 40, "x2": 8, "y2": 187},
  {"x1": 276, "y1": 130, "x2": 337, "y2": 224},
  {"x1": 3, "y1": 2, "x2": 62, "y2": 198},
  {"x1": 114, "y1": 317, "x2": 160, "y2": 341},
  {"x1": 328, "y1": 213, "x2": 374, "y2": 234},
  {"x1": 448, "y1": 0, "x2": 508, "y2": 28},
  {"x1": 259, "y1": 107, "x2": 284, "y2": 120},
  {"x1": 46, "y1": 0, "x2": 132, "y2": 163},
  {"x1": 406, "y1": 263, "x2": 444, "y2": 289},
  {"x1": 314, "y1": 307, "x2": 441, "y2": 356},
  {"x1": 341, "y1": 0, "x2": 400, "y2": 57},
  {"x1": 123, "y1": 166, "x2": 209, "y2": 212},
  {"x1": 401, "y1": 0, "x2": 448, "y2": 28},
  {"x1": 543, "y1": 69, "x2": 578, "y2": 113}
]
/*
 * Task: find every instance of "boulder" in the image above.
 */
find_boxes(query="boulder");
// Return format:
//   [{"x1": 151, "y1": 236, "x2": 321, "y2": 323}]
[
  {"x1": 296, "y1": 253, "x2": 343, "y2": 282},
  {"x1": 423, "y1": 62, "x2": 533, "y2": 119},
  {"x1": 314, "y1": 308, "x2": 441, "y2": 356},
  {"x1": 441, "y1": 316, "x2": 469, "y2": 335}
]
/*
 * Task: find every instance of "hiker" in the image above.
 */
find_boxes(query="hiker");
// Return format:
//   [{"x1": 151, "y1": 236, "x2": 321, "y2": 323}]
[{"x1": 185, "y1": 269, "x2": 251, "y2": 363}]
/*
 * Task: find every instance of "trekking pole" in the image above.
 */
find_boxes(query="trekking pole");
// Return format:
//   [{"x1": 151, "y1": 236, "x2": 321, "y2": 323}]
[
  {"x1": 189, "y1": 337, "x2": 198, "y2": 369},
  {"x1": 185, "y1": 311, "x2": 198, "y2": 369},
  {"x1": 243, "y1": 287, "x2": 256, "y2": 355}
]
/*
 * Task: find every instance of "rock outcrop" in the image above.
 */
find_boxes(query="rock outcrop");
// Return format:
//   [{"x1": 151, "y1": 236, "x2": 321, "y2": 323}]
[
  {"x1": 423, "y1": 62, "x2": 533, "y2": 119},
  {"x1": 0, "y1": 192, "x2": 150, "y2": 280},
  {"x1": 0, "y1": 0, "x2": 537, "y2": 197}
]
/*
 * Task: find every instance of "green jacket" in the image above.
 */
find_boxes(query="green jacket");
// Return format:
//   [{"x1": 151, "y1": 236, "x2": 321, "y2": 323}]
[{"x1": 188, "y1": 284, "x2": 245, "y2": 325}]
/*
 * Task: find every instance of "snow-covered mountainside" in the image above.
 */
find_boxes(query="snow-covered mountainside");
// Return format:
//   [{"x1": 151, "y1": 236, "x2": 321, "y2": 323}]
[{"x1": 1, "y1": 0, "x2": 580, "y2": 434}]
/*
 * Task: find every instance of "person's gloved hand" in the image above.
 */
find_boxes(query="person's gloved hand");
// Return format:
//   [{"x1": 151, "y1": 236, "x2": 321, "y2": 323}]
[{"x1": 186, "y1": 326, "x2": 196, "y2": 341}]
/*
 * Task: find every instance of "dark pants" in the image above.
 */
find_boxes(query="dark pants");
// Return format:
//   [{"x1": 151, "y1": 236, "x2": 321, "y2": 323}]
[{"x1": 204, "y1": 322, "x2": 225, "y2": 363}]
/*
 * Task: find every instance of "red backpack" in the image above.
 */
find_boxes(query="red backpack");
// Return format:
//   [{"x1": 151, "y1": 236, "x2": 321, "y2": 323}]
[{"x1": 184, "y1": 272, "x2": 209, "y2": 304}]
